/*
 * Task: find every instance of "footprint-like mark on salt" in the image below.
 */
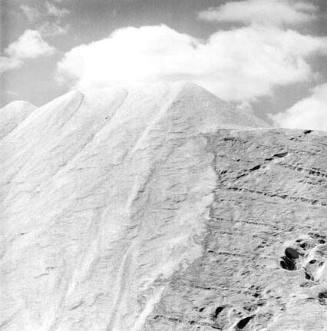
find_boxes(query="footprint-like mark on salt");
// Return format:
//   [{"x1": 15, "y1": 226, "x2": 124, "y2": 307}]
[
  {"x1": 279, "y1": 234, "x2": 327, "y2": 307},
  {"x1": 235, "y1": 315, "x2": 254, "y2": 330},
  {"x1": 280, "y1": 247, "x2": 300, "y2": 271},
  {"x1": 318, "y1": 291, "x2": 327, "y2": 305}
]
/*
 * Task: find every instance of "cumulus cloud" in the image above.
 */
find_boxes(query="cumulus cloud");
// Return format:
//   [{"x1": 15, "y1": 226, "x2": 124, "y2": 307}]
[
  {"x1": 0, "y1": 57, "x2": 22, "y2": 74},
  {"x1": 1, "y1": 30, "x2": 55, "y2": 74},
  {"x1": 57, "y1": 24, "x2": 327, "y2": 101},
  {"x1": 272, "y1": 83, "x2": 327, "y2": 131},
  {"x1": 6, "y1": 30, "x2": 55, "y2": 59},
  {"x1": 198, "y1": 0, "x2": 317, "y2": 27}
]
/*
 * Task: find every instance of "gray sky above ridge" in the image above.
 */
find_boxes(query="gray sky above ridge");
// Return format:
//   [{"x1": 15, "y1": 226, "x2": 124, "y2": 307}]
[{"x1": 1, "y1": 0, "x2": 327, "y2": 129}]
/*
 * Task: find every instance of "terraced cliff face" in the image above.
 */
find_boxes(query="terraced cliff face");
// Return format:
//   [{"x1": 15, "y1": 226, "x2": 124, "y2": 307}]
[
  {"x1": 0, "y1": 83, "x2": 326, "y2": 331},
  {"x1": 145, "y1": 129, "x2": 327, "y2": 331}
]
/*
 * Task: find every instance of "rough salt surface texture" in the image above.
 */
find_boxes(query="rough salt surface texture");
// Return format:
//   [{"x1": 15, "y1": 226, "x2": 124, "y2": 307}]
[{"x1": 0, "y1": 83, "x2": 326, "y2": 331}]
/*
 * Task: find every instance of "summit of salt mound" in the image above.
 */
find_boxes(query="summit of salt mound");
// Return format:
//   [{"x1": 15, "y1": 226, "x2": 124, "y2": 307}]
[
  {"x1": 3, "y1": 84, "x2": 326, "y2": 330},
  {"x1": 0, "y1": 100, "x2": 36, "y2": 140},
  {"x1": 159, "y1": 82, "x2": 269, "y2": 130}
]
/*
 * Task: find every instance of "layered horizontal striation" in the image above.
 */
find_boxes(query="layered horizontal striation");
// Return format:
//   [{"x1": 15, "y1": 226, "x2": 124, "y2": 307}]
[{"x1": 144, "y1": 129, "x2": 327, "y2": 331}]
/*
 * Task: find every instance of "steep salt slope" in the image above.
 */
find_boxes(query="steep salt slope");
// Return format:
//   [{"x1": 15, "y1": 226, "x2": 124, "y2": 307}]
[
  {"x1": 0, "y1": 83, "x2": 271, "y2": 331},
  {"x1": 0, "y1": 101, "x2": 36, "y2": 140},
  {"x1": 145, "y1": 129, "x2": 327, "y2": 331}
]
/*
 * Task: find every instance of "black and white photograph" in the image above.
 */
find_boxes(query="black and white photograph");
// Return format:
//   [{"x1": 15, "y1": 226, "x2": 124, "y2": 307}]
[{"x1": 1, "y1": 0, "x2": 327, "y2": 330}]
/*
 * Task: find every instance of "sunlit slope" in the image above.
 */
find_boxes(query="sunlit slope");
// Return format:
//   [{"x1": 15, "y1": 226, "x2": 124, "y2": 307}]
[
  {"x1": 0, "y1": 83, "x2": 268, "y2": 331},
  {"x1": 0, "y1": 101, "x2": 36, "y2": 140}
]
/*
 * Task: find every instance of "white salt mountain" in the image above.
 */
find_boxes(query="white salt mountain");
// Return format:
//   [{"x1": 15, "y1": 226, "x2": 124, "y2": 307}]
[{"x1": 1, "y1": 83, "x2": 327, "y2": 330}]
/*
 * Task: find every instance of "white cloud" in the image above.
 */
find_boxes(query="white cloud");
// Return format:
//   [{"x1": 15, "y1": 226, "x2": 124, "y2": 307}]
[
  {"x1": 57, "y1": 24, "x2": 327, "y2": 101},
  {"x1": 198, "y1": 0, "x2": 317, "y2": 27},
  {"x1": 6, "y1": 30, "x2": 55, "y2": 59},
  {"x1": 1, "y1": 30, "x2": 55, "y2": 74},
  {"x1": 272, "y1": 83, "x2": 327, "y2": 131},
  {"x1": 20, "y1": 2, "x2": 69, "y2": 37},
  {"x1": 21, "y1": 2, "x2": 69, "y2": 21},
  {"x1": 45, "y1": 2, "x2": 70, "y2": 18},
  {"x1": 0, "y1": 57, "x2": 22, "y2": 74}
]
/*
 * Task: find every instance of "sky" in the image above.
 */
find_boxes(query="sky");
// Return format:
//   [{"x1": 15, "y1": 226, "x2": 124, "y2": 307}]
[{"x1": 1, "y1": 0, "x2": 327, "y2": 130}]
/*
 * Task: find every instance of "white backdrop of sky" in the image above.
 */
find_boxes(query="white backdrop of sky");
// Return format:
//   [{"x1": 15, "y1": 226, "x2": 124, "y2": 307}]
[{"x1": 1, "y1": 0, "x2": 327, "y2": 129}]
